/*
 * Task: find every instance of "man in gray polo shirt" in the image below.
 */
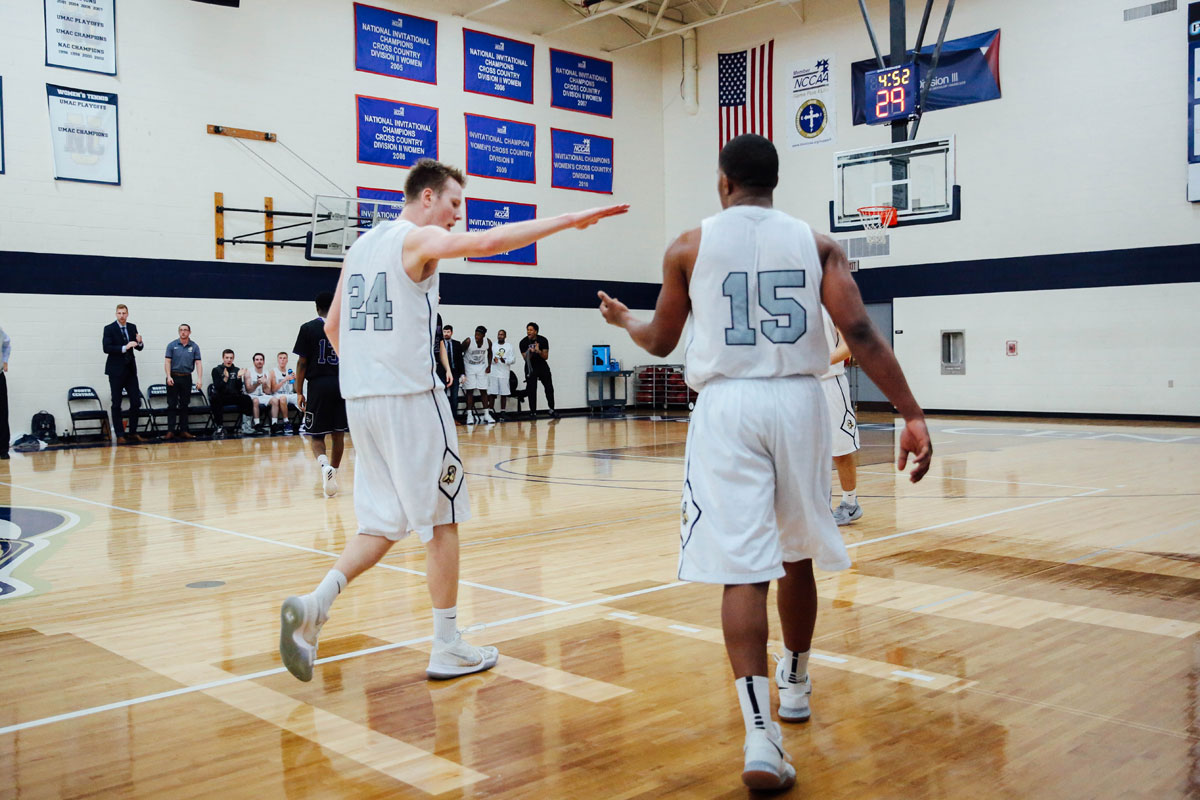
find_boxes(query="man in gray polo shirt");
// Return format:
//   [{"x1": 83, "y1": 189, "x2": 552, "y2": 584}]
[{"x1": 163, "y1": 323, "x2": 203, "y2": 440}]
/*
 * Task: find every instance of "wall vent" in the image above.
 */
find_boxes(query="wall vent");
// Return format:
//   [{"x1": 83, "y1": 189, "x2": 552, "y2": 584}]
[
  {"x1": 836, "y1": 235, "x2": 890, "y2": 259},
  {"x1": 1124, "y1": 0, "x2": 1176, "y2": 21}
]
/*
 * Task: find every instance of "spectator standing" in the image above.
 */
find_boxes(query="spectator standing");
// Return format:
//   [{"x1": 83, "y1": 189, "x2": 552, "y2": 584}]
[
  {"x1": 163, "y1": 324, "x2": 202, "y2": 440},
  {"x1": 519, "y1": 322, "x2": 556, "y2": 418},
  {"x1": 102, "y1": 304, "x2": 145, "y2": 443},
  {"x1": 441, "y1": 324, "x2": 466, "y2": 421},
  {"x1": 0, "y1": 325, "x2": 9, "y2": 459}
]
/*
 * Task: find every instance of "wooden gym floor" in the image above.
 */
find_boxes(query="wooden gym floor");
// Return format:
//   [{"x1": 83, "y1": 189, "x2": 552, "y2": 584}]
[{"x1": 1, "y1": 412, "x2": 1198, "y2": 799}]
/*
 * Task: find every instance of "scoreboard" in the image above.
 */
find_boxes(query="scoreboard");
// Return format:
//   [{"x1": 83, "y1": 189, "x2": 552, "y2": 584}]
[{"x1": 864, "y1": 62, "x2": 919, "y2": 124}]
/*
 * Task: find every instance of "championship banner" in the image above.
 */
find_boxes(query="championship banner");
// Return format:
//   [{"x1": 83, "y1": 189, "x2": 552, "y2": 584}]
[
  {"x1": 787, "y1": 56, "x2": 835, "y2": 148},
  {"x1": 465, "y1": 114, "x2": 535, "y2": 183},
  {"x1": 463, "y1": 29, "x2": 534, "y2": 104},
  {"x1": 851, "y1": 29, "x2": 1001, "y2": 125},
  {"x1": 550, "y1": 128, "x2": 613, "y2": 194},
  {"x1": 354, "y1": 3, "x2": 437, "y2": 84},
  {"x1": 466, "y1": 198, "x2": 537, "y2": 265},
  {"x1": 356, "y1": 186, "x2": 404, "y2": 229},
  {"x1": 356, "y1": 95, "x2": 437, "y2": 169},
  {"x1": 46, "y1": 84, "x2": 119, "y2": 184},
  {"x1": 44, "y1": 0, "x2": 117, "y2": 75},
  {"x1": 549, "y1": 49, "x2": 613, "y2": 117},
  {"x1": 1189, "y1": 2, "x2": 1199, "y2": 200}
]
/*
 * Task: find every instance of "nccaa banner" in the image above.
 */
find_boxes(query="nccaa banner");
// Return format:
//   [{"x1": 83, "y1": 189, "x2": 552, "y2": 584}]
[
  {"x1": 463, "y1": 29, "x2": 533, "y2": 104},
  {"x1": 550, "y1": 49, "x2": 613, "y2": 117},
  {"x1": 356, "y1": 186, "x2": 404, "y2": 229},
  {"x1": 44, "y1": 0, "x2": 117, "y2": 75},
  {"x1": 357, "y1": 95, "x2": 437, "y2": 168},
  {"x1": 787, "y1": 56, "x2": 835, "y2": 148},
  {"x1": 354, "y1": 3, "x2": 437, "y2": 84},
  {"x1": 551, "y1": 129, "x2": 613, "y2": 194},
  {"x1": 465, "y1": 114, "x2": 535, "y2": 183},
  {"x1": 46, "y1": 83, "x2": 119, "y2": 184},
  {"x1": 466, "y1": 198, "x2": 537, "y2": 265}
]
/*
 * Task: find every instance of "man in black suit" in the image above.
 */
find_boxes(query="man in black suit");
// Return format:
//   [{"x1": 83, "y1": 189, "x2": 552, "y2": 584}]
[{"x1": 103, "y1": 303, "x2": 145, "y2": 443}]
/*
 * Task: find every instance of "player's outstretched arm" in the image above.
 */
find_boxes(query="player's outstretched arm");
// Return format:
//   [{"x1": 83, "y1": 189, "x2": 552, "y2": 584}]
[
  {"x1": 818, "y1": 233, "x2": 932, "y2": 482},
  {"x1": 598, "y1": 228, "x2": 695, "y2": 357},
  {"x1": 409, "y1": 204, "x2": 629, "y2": 264},
  {"x1": 324, "y1": 268, "x2": 346, "y2": 354}
]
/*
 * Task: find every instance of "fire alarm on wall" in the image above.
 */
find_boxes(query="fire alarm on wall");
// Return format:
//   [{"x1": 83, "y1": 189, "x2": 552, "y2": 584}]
[{"x1": 1006, "y1": 341, "x2": 1018, "y2": 356}]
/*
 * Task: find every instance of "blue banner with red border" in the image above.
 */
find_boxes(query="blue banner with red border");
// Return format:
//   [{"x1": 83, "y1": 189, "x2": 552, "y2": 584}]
[
  {"x1": 551, "y1": 129, "x2": 613, "y2": 194},
  {"x1": 463, "y1": 29, "x2": 534, "y2": 104},
  {"x1": 357, "y1": 186, "x2": 404, "y2": 229},
  {"x1": 357, "y1": 95, "x2": 437, "y2": 168},
  {"x1": 550, "y1": 49, "x2": 613, "y2": 117},
  {"x1": 354, "y1": 3, "x2": 437, "y2": 84},
  {"x1": 465, "y1": 114, "x2": 535, "y2": 183},
  {"x1": 851, "y1": 29, "x2": 1000, "y2": 125},
  {"x1": 466, "y1": 198, "x2": 537, "y2": 264}
]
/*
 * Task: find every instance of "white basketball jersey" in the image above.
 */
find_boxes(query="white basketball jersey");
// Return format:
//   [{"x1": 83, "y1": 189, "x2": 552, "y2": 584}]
[
  {"x1": 684, "y1": 206, "x2": 830, "y2": 391},
  {"x1": 820, "y1": 307, "x2": 845, "y2": 380},
  {"x1": 337, "y1": 219, "x2": 441, "y2": 399},
  {"x1": 492, "y1": 341, "x2": 515, "y2": 379},
  {"x1": 464, "y1": 338, "x2": 489, "y2": 372}
]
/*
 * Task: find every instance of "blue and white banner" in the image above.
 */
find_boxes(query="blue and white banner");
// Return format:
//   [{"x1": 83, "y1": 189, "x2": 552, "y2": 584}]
[
  {"x1": 550, "y1": 49, "x2": 613, "y2": 117},
  {"x1": 463, "y1": 29, "x2": 534, "y2": 104},
  {"x1": 465, "y1": 114, "x2": 535, "y2": 183},
  {"x1": 466, "y1": 198, "x2": 537, "y2": 265},
  {"x1": 354, "y1": 3, "x2": 437, "y2": 84},
  {"x1": 1189, "y1": 2, "x2": 1199, "y2": 164},
  {"x1": 787, "y1": 55, "x2": 835, "y2": 148},
  {"x1": 851, "y1": 30, "x2": 1001, "y2": 125},
  {"x1": 44, "y1": 0, "x2": 117, "y2": 75},
  {"x1": 46, "y1": 83, "x2": 119, "y2": 184},
  {"x1": 356, "y1": 186, "x2": 404, "y2": 229},
  {"x1": 357, "y1": 95, "x2": 437, "y2": 169},
  {"x1": 551, "y1": 129, "x2": 613, "y2": 193}
]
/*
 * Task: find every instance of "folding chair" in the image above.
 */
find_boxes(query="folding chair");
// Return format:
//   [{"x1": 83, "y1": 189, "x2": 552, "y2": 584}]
[
  {"x1": 67, "y1": 386, "x2": 111, "y2": 440},
  {"x1": 118, "y1": 387, "x2": 151, "y2": 436},
  {"x1": 187, "y1": 385, "x2": 215, "y2": 435},
  {"x1": 146, "y1": 384, "x2": 171, "y2": 434},
  {"x1": 208, "y1": 386, "x2": 244, "y2": 437}
]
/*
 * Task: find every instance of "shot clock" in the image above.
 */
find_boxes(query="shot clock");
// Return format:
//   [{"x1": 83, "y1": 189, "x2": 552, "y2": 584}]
[{"x1": 864, "y1": 62, "x2": 919, "y2": 124}]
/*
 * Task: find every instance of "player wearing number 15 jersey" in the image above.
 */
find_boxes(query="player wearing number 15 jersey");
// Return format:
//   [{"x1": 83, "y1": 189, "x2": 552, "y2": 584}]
[
  {"x1": 278, "y1": 158, "x2": 628, "y2": 686},
  {"x1": 598, "y1": 134, "x2": 931, "y2": 791},
  {"x1": 293, "y1": 292, "x2": 348, "y2": 498}
]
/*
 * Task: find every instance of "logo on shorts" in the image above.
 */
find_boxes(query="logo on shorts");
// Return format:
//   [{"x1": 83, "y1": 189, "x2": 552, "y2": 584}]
[
  {"x1": 441, "y1": 465, "x2": 458, "y2": 485},
  {"x1": 303, "y1": 412, "x2": 314, "y2": 431},
  {"x1": 680, "y1": 501, "x2": 689, "y2": 526},
  {"x1": 841, "y1": 412, "x2": 856, "y2": 437}
]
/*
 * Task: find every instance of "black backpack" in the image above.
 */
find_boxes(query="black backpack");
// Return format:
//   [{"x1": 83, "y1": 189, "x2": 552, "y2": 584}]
[{"x1": 31, "y1": 411, "x2": 57, "y2": 442}]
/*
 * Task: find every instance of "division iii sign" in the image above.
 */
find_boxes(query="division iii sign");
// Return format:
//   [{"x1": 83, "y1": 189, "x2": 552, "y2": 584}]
[{"x1": 787, "y1": 56, "x2": 836, "y2": 149}]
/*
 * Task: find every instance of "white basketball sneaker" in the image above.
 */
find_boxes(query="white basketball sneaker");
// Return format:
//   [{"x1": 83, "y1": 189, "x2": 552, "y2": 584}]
[
  {"x1": 321, "y1": 464, "x2": 338, "y2": 497},
  {"x1": 466, "y1": 410, "x2": 476, "y2": 425},
  {"x1": 774, "y1": 653, "x2": 813, "y2": 723},
  {"x1": 279, "y1": 594, "x2": 327, "y2": 682},
  {"x1": 742, "y1": 721, "x2": 796, "y2": 791},
  {"x1": 426, "y1": 631, "x2": 500, "y2": 680},
  {"x1": 483, "y1": 409, "x2": 496, "y2": 424}
]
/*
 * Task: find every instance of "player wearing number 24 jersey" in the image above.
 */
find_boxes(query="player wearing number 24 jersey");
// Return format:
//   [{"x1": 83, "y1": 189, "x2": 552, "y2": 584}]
[
  {"x1": 278, "y1": 158, "x2": 628, "y2": 686},
  {"x1": 597, "y1": 134, "x2": 931, "y2": 791}
]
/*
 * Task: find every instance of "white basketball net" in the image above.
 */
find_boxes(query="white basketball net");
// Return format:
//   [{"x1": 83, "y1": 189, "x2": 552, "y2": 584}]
[{"x1": 859, "y1": 208, "x2": 894, "y2": 246}]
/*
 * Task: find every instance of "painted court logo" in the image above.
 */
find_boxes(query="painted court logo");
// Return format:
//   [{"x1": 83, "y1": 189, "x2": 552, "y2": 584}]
[{"x1": 0, "y1": 507, "x2": 79, "y2": 600}]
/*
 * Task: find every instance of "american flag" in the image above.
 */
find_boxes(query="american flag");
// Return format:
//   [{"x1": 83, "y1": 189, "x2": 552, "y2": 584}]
[{"x1": 718, "y1": 40, "x2": 774, "y2": 149}]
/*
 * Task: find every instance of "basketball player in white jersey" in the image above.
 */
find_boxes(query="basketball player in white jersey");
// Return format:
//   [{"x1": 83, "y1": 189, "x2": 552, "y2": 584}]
[
  {"x1": 488, "y1": 329, "x2": 518, "y2": 418},
  {"x1": 462, "y1": 325, "x2": 493, "y2": 425},
  {"x1": 598, "y1": 134, "x2": 930, "y2": 791},
  {"x1": 820, "y1": 308, "x2": 863, "y2": 524},
  {"x1": 278, "y1": 158, "x2": 627, "y2": 683}
]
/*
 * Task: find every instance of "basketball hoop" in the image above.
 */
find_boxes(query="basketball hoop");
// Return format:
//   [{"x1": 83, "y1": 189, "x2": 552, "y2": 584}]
[{"x1": 857, "y1": 206, "x2": 897, "y2": 245}]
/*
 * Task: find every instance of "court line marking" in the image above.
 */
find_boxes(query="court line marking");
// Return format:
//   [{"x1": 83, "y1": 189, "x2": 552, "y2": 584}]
[
  {"x1": 0, "y1": 580, "x2": 688, "y2": 736},
  {"x1": 844, "y1": 489, "x2": 1108, "y2": 550},
  {"x1": 857, "y1": 470, "x2": 1104, "y2": 491},
  {"x1": 0, "y1": 481, "x2": 569, "y2": 607}
]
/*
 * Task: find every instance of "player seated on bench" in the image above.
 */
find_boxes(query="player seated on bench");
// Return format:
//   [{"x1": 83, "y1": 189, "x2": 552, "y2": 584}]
[{"x1": 269, "y1": 352, "x2": 299, "y2": 435}]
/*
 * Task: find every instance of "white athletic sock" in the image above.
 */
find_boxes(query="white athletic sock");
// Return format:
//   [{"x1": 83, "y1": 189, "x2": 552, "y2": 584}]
[
  {"x1": 317, "y1": 453, "x2": 329, "y2": 468},
  {"x1": 735, "y1": 675, "x2": 772, "y2": 732},
  {"x1": 433, "y1": 606, "x2": 458, "y2": 644},
  {"x1": 312, "y1": 569, "x2": 346, "y2": 617},
  {"x1": 780, "y1": 646, "x2": 810, "y2": 684},
  {"x1": 843, "y1": 490, "x2": 858, "y2": 506},
  {"x1": 271, "y1": 415, "x2": 278, "y2": 425}
]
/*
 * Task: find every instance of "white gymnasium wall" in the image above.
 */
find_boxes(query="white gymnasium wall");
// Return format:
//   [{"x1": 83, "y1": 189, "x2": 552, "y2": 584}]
[
  {"x1": 894, "y1": 284, "x2": 1200, "y2": 416},
  {"x1": 659, "y1": 0, "x2": 1200, "y2": 415},
  {"x1": 0, "y1": 0, "x2": 673, "y2": 436}
]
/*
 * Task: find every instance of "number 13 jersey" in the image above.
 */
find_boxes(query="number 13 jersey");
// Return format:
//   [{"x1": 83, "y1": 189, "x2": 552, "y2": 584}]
[
  {"x1": 338, "y1": 219, "x2": 442, "y2": 400},
  {"x1": 683, "y1": 206, "x2": 830, "y2": 392}
]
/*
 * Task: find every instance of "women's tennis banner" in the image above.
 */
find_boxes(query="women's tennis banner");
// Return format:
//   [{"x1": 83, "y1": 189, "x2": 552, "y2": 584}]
[
  {"x1": 357, "y1": 95, "x2": 437, "y2": 168},
  {"x1": 550, "y1": 49, "x2": 613, "y2": 117},
  {"x1": 354, "y1": 3, "x2": 437, "y2": 84},
  {"x1": 465, "y1": 114, "x2": 535, "y2": 183},
  {"x1": 466, "y1": 198, "x2": 537, "y2": 265},
  {"x1": 463, "y1": 29, "x2": 533, "y2": 104},
  {"x1": 44, "y1": 0, "x2": 117, "y2": 75},
  {"x1": 551, "y1": 129, "x2": 613, "y2": 193},
  {"x1": 46, "y1": 84, "x2": 119, "y2": 184}
]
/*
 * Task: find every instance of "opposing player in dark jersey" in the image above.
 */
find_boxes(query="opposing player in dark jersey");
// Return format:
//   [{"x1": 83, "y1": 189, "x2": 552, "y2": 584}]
[{"x1": 293, "y1": 291, "x2": 348, "y2": 497}]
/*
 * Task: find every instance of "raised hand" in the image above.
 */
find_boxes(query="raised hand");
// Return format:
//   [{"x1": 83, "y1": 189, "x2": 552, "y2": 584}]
[
  {"x1": 597, "y1": 290, "x2": 630, "y2": 327},
  {"x1": 570, "y1": 204, "x2": 630, "y2": 230},
  {"x1": 896, "y1": 417, "x2": 932, "y2": 483}
]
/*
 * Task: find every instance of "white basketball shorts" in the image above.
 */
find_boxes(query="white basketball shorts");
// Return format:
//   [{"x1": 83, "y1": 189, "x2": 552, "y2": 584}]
[
  {"x1": 679, "y1": 376, "x2": 850, "y2": 584},
  {"x1": 462, "y1": 370, "x2": 489, "y2": 391},
  {"x1": 488, "y1": 372, "x2": 511, "y2": 396},
  {"x1": 274, "y1": 392, "x2": 299, "y2": 408},
  {"x1": 345, "y1": 390, "x2": 471, "y2": 544},
  {"x1": 821, "y1": 374, "x2": 860, "y2": 457}
]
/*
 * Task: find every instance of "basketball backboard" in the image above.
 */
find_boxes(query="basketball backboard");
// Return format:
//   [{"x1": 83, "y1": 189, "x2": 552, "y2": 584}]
[
  {"x1": 830, "y1": 136, "x2": 959, "y2": 233},
  {"x1": 304, "y1": 193, "x2": 404, "y2": 262}
]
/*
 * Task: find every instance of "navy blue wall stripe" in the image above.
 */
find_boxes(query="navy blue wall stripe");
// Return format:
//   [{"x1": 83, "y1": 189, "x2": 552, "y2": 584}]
[{"x1": 0, "y1": 243, "x2": 1197, "y2": 308}]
